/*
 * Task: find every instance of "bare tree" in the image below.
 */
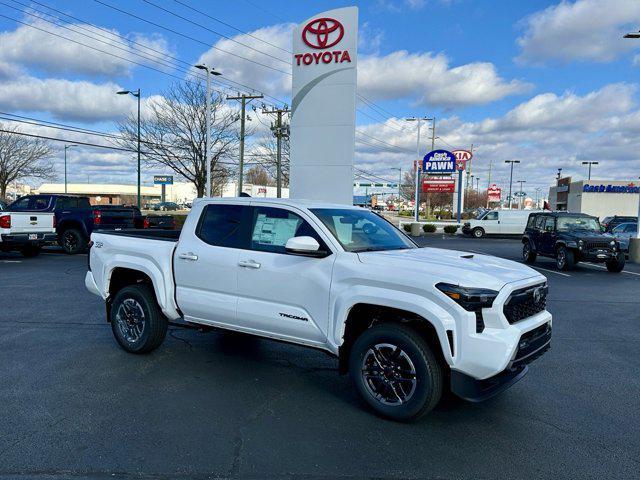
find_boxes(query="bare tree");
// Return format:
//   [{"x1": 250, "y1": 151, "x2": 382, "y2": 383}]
[
  {"x1": 251, "y1": 131, "x2": 290, "y2": 187},
  {"x1": 117, "y1": 80, "x2": 240, "y2": 197},
  {"x1": 245, "y1": 166, "x2": 272, "y2": 186},
  {"x1": 0, "y1": 125, "x2": 54, "y2": 200}
]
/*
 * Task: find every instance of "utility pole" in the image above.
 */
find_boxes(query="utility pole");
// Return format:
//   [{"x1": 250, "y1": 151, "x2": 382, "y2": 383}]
[
  {"x1": 485, "y1": 159, "x2": 493, "y2": 208},
  {"x1": 262, "y1": 105, "x2": 291, "y2": 198},
  {"x1": 406, "y1": 116, "x2": 433, "y2": 222},
  {"x1": 195, "y1": 64, "x2": 221, "y2": 197},
  {"x1": 505, "y1": 160, "x2": 520, "y2": 210},
  {"x1": 117, "y1": 88, "x2": 142, "y2": 208},
  {"x1": 535, "y1": 187, "x2": 541, "y2": 209},
  {"x1": 391, "y1": 167, "x2": 402, "y2": 201},
  {"x1": 228, "y1": 93, "x2": 263, "y2": 196},
  {"x1": 517, "y1": 180, "x2": 527, "y2": 209},
  {"x1": 466, "y1": 144, "x2": 474, "y2": 193},
  {"x1": 64, "y1": 144, "x2": 77, "y2": 194}
]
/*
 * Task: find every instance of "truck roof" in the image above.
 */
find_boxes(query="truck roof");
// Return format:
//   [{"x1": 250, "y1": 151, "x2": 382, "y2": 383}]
[{"x1": 193, "y1": 197, "x2": 364, "y2": 210}]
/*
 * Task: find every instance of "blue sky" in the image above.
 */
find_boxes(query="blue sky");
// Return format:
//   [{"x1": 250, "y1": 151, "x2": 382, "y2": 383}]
[{"x1": 1, "y1": 0, "x2": 640, "y2": 195}]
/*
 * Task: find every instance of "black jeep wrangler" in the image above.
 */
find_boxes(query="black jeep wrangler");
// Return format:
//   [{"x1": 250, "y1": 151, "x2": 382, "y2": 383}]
[{"x1": 522, "y1": 212, "x2": 625, "y2": 272}]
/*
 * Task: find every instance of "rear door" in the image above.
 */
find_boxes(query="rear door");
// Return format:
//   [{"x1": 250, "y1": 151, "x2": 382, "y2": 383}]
[
  {"x1": 540, "y1": 216, "x2": 556, "y2": 255},
  {"x1": 5, "y1": 212, "x2": 54, "y2": 234},
  {"x1": 173, "y1": 203, "x2": 250, "y2": 326},
  {"x1": 235, "y1": 205, "x2": 335, "y2": 346}
]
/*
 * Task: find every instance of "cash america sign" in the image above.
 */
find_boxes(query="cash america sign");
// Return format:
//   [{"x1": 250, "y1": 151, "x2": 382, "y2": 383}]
[{"x1": 289, "y1": 7, "x2": 358, "y2": 204}]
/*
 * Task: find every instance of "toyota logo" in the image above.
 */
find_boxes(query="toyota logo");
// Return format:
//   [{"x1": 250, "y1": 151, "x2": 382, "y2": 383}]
[
  {"x1": 302, "y1": 17, "x2": 344, "y2": 49},
  {"x1": 533, "y1": 287, "x2": 543, "y2": 304}
]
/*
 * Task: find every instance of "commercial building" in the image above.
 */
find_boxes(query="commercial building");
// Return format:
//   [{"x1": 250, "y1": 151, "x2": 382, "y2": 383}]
[{"x1": 549, "y1": 178, "x2": 639, "y2": 219}]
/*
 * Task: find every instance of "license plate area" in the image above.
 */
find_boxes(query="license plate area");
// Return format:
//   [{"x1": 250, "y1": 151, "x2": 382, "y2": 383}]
[{"x1": 28, "y1": 234, "x2": 39, "y2": 240}]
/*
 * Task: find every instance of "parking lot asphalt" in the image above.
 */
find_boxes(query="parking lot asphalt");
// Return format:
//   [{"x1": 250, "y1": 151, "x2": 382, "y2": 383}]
[{"x1": 1, "y1": 238, "x2": 639, "y2": 480}]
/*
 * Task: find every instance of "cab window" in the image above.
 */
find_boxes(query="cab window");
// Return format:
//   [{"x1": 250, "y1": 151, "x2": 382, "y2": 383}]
[
  {"x1": 249, "y1": 206, "x2": 327, "y2": 254},
  {"x1": 543, "y1": 217, "x2": 555, "y2": 232},
  {"x1": 535, "y1": 216, "x2": 546, "y2": 230},
  {"x1": 196, "y1": 204, "x2": 249, "y2": 249},
  {"x1": 484, "y1": 211, "x2": 498, "y2": 221}
]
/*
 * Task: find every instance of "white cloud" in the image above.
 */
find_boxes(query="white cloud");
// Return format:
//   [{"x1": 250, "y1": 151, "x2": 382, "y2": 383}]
[
  {"x1": 0, "y1": 76, "x2": 135, "y2": 122},
  {"x1": 358, "y1": 51, "x2": 531, "y2": 107},
  {"x1": 354, "y1": 83, "x2": 640, "y2": 191},
  {"x1": 197, "y1": 24, "x2": 528, "y2": 108},
  {"x1": 0, "y1": 17, "x2": 173, "y2": 77},
  {"x1": 517, "y1": 0, "x2": 640, "y2": 64}
]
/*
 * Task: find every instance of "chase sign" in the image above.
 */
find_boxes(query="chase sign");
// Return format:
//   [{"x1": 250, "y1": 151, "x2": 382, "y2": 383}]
[{"x1": 422, "y1": 150, "x2": 456, "y2": 174}]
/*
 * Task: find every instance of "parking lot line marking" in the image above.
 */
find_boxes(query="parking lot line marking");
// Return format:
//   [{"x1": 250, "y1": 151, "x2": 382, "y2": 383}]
[
  {"x1": 532, "y1": 266, "x2": 571, "y2": 277},
  {"x1": 583, "y1": 263, "x2": 640, "y2": 276},
  {"x1": 0, "y1": 260, "x2": 22, "y2": 263}
]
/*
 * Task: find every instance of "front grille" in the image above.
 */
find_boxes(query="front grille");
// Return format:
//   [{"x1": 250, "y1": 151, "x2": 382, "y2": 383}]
[
  {"x1": 584, "y1": 240, "x2": 611, "y2": 250},
  {"x1": 503, "y1": 283, "x2": 547, "y2": 324},
  {"x1": 511, "y1": 322, "x2": 552, "y2": 369}
]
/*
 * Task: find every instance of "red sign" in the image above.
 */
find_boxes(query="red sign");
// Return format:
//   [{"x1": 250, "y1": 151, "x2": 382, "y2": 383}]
[
  {"x1": 423, "y1": 179, "x2": 455, "y2": 193},
  {"x1": 487, "y1": 184, "x2": 501, "y2": 202},
  {"x1": 302, "y1": 18, "x2": 344, "y2": 49},
  {"x1": 295, "y1": 17, "x2": 352, "y2": 66},
  {"x1": 452, "y1": 150, "x2": 472, "y2": 171}
]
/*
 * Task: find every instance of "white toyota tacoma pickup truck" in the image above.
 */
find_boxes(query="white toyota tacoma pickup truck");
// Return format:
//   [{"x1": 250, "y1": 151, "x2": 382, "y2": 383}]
[
  {"x1": 85, "y1": 198, "x2": 552, "y2": 421},
  {"x1": 0, "y1": 210, "x2": 56, "y2": 257}
]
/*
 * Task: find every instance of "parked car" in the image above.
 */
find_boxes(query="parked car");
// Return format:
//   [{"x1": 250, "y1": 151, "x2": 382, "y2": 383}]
[
  {"x1": 601, "y1": 215, "x2": 637, "y2": 233},
  {"x1": 522, "y1": 212, "x2": 625, "y2": 272},
  {"x1": 85, "y1": 198, "x2": 552, "y2": 421},
  {"x1": 0, "y1": 210, "x2": 56, "y2": 257},
  {"x1": 143, "y1": 214, "x2": 177, "y2": 230},
  {"x1": 153, "y1": 202, "x2": 180, "y2": 211},
  {"x1": 611, "y1": 222, "x2": 638, "y2": 252},
  {"x1": 462, "y1": 209, "x2": 541, "y2": 238},
  {"x1": 8, "y1": 195, "x2": 143, "y2": 254}
]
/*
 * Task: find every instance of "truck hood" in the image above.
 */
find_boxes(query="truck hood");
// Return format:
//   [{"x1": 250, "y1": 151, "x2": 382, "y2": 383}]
[{"x1": 357, "y1": 247, "x2": 542, "y2": 291}]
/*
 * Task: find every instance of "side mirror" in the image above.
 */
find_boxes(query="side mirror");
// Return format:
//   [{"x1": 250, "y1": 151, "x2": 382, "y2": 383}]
[{"x1": 285, "y1": 236, "x2": 325, "y2": 256}]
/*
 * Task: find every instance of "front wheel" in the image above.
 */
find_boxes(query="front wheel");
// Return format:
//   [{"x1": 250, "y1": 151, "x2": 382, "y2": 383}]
[
  {"x1": 472, "y1": 228, "x2": 485, "y2": 239},
  {"x1": 606, "y1": 253, "x2": 625, "y2": 273},
  {"x1": 349, "y1": 324, "x2": 443, "y2": 422},
  {"x1": 110, "y1": 284, "x2": 167, "y2": 354},
  {"x1": 522, "y1": 242, "x2": 537, "y2": 264},
  {"x1": 556, "y1": 246, "x2": 575, "y2": 271}
]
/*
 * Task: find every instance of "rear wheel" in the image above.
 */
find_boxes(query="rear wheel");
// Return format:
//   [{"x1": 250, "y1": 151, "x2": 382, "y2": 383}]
[
  {"x1": 522, "y1": 241, "x2": 537, "y2": 264},
  {"x1": 349, "y1": 323, "x2": 443, "y2": 422},
  {"x1": 472, "y1": 228, "x2": 485, "y2": 239},
  {"x1": 61, "y1": 228, "x2": 87, "y2": 254},
  {"x1": 20, "y1": 245, "x2": 41, "y2": 257},
  {"x1": 606, "y1": 252, "x2": 625, "y2": 273},
  {"x1": 556, "y1": 246, "x2": 575, "y2": 271},
  {"x1": 110, "y1": 284, "x2": 167, "y2": 354}
]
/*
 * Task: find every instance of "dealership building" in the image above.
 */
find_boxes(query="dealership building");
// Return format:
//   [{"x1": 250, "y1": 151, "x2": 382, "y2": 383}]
[{"x1": 549, "y1": 178, "x2": 640, "y2": 219}]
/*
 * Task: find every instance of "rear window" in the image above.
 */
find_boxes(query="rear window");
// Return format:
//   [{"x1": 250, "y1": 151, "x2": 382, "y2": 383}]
[{"x1": 9, "y1": 195, "x2": 52, "y2": 211}]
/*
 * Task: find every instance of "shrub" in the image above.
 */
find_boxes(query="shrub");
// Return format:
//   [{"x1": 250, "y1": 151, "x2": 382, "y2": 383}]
[
  {"x1": 402, "y1": 223, "x2": 412, "y2": 232},
  {"x1": 444, "y1": 225, "x2": 458, "y2": 234},
  {"x1": 398, "y1": 210, "x2": 412, "y2": 217},
  {"x1": 422, "y1": 223, "x2": 436, "y2": 233}
]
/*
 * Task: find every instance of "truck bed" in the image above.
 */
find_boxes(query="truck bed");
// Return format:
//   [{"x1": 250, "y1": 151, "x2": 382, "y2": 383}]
[{"x1": 95, "y1": 229, "x2": 181, "y2": 241}]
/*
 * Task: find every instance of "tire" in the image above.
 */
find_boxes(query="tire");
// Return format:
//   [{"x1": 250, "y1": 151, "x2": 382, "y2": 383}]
[
  {"x1": 110, "y1": 284, "x2": 167, "y2": 354},
  {"x1": 20, "y1": 245, "x2": 41, "y2": 257},
  {"x1": 472, "y1": 228, "x2": 485, "y2": 239},
  {"x1": 556, "y1": 246, "x2": 575, "y2": 271},
  {"x1": 522, "y1": 241, "x2": 537, "y2": 264},
  {"x1": 606, "y1": 253, "x2": 625, "y2": 273},
  {"x1": 60, "y1": 228, "x2": 87, "y2": 255},
  {"x1": 349, "y1": 323, "x2": 443, "y2": 422}
]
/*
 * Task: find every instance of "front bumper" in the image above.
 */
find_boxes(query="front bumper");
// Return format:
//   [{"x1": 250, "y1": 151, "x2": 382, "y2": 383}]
[
  {"x1": 577, "y1": 249, "x2": 618, "y2": 262},
  {"x1": 0, "y1": 232, "x2": 57, "y2": 246},
  {"x1": 452, "y1": 321, "x2": 551, "y2": 401},
  {"x1": 462, "y1": 223, "x2": 471, "y2": 234}
]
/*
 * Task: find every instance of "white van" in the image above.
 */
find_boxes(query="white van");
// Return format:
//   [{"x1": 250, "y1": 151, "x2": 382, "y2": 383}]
[{"x1": 462, "y1": 210, "x2": 540, "y2": 238}]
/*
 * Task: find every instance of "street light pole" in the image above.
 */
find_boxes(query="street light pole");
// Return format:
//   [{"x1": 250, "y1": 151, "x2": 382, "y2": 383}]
[
  {"x1": 505, "y1": 160, "x2": 520, "y2": 210},
  {"x1": 391, "y1": 167, "x2": 402, "y2": 201},
  {"x1": 117, "y1": 88, "x2": 142, "y2": 208},
  {"x1": 64, "y1": 144, "x2": 77, "y2": 194},
  {"x1": 516, "y1": 180, "x2": 527, "y2": 209},
  {"x1": 581, "y1": 161, "x2": 599, "y2": 180},
  {"x1": 624, "y1": 32, "x2": 640, "y2": 242},
  {"x1": 195, "y1": 65, "x2": 222, "y2": 197},
  {"x1": 406, "y1": 116, "x2": 432, "y2": 222}
]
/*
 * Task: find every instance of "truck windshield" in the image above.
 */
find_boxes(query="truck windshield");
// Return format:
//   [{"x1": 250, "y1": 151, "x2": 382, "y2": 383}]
[
  {"x1": 557, "y1": 216, "x2": 600, "y2": 232},
  {"x1": 310, "y1": 208, "x2": 416, "y2": 253}
]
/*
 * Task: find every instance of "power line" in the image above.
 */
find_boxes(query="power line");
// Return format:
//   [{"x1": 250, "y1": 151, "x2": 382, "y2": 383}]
[
  {"x1": 354, "y1": 167, "x2": 396, "y2": 184},
  {"x1": 241, "y1": 0, "x2": 288, "y2": 24},
  {"x1": 356, "y1": 131, "x2": 413, "y2": 153},
  {"x1": 92, "y1": 0, "x2": 291, "y2": 76},
  {"x1": 141, "y1": 0, "x2": 290, "y2": 65},
  {"x1": 173, "y1": 0, "x2": 291, "y2": 54}
]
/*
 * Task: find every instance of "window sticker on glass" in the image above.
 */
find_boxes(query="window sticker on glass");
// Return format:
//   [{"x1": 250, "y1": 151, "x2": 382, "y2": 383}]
[{"x1": 252, "y1": 214, "x2": 300, "y2": 246}]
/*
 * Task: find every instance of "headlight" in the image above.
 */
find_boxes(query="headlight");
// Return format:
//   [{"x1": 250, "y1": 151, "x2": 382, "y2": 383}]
[
  {"x1": 436, "y1": 283, "x2": 498, "y2": 311},
  {"x1": 578, "y1": 239, "x2": 584, "y2": 249},
  {"x1": 610, "y1": 240, "x2": 616, "y2": 247}
]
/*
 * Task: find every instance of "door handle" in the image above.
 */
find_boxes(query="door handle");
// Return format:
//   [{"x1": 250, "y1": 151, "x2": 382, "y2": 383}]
[
  {"x1": 238, "y1": 259, "x2": 261, "y2": 269},
  {"x1": 178, "y1": 252, "x2": 198, "y2": 261}
]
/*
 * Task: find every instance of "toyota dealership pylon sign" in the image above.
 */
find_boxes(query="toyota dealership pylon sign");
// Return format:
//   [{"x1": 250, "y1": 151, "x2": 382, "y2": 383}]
[{"x1": 290, "y1": 7, "x2": 358, "y2": 204}]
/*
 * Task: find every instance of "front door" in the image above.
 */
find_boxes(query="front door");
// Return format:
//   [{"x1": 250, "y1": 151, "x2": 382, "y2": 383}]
[
  {"x1": 235, "y1": 205, "x2": 336, "y2": 347},
  {"x1": 540, "y1": 217, "x2": 557, "y2": 255},
  {"x1": 174, "y1": 203, "x2": 250, "y2": 326},
  {"x1": 482, "y1": 211, "x2": 499, "y2": 233}
]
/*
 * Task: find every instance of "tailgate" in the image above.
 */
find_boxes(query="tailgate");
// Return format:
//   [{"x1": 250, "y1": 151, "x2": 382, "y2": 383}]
[
  {"x1": 96, "y1": 207, "x2": 137, "y2": 229},
  {"x1": 5, "y1": 212, "x2": 55, "y2": 234}
]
